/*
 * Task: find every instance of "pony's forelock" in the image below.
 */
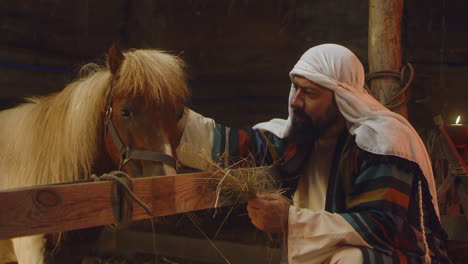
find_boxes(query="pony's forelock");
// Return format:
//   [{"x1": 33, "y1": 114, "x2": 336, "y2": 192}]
[
  {"x1": 112, "y1": 49, "x2": 190, "y2": 145},
  {"x1": 113, "y1": 50, "x2": 190, "y2": 108}
]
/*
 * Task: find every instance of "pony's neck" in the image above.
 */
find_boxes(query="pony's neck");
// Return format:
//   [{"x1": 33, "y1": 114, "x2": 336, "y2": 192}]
[
  {"x1": 0, "y1": 70, "x2": 112, "y2": 188},
  {"x1": 92, "y1": 142, "x2": 116, "y2": 177}
]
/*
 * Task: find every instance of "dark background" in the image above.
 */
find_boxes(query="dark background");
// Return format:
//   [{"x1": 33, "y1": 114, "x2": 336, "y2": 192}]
[{"x1": 1, "y1": 0, "x2": 467, "y2": 128}]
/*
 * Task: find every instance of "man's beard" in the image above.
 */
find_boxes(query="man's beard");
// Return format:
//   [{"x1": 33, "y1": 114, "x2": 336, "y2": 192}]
[{"x1": 288, "y1": 108, "x2": 336, "y2": 144}]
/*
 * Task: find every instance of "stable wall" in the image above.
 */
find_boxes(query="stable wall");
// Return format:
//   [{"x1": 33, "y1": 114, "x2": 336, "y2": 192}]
[{"x1": 3, "y1": 0, "x2": 466, "y2": 128}]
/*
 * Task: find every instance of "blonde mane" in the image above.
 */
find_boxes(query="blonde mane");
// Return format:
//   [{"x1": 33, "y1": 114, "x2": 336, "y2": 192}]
[{"x1": 0, "y1": 49, "x2": 188, "y2": 189}]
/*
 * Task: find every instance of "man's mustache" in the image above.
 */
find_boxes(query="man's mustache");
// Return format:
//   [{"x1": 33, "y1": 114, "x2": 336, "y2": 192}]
[
  {"x1": 293, "y1": 108, "x2": 310, "y2": 120},
  {"x1": 289, "y1": 110, "x2": 321, "y2": 144}
]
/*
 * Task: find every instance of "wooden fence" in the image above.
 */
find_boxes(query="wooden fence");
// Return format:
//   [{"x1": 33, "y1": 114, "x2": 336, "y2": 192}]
[{"x1": 0, "y1": 172, "x2": 221, "y2": 240}]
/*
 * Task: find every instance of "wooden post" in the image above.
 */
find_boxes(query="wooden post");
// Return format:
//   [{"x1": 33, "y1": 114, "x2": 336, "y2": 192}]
[{"x1": 368, "y1": 0, "x2": 407, "y2": 118}]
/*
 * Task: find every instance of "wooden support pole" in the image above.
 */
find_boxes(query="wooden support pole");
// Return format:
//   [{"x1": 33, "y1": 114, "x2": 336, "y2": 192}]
[
  {"x1": 0, "y1": 172, "x2": 222, "y2": 240},
  {"x1": 368, "y1": 0, "x2": 407, "y2": 118}
]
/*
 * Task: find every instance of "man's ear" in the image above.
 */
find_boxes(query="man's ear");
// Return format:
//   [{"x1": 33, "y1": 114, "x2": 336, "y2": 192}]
[{"x1": 107, "y1": 43, "x2": 125, "y2": 76}]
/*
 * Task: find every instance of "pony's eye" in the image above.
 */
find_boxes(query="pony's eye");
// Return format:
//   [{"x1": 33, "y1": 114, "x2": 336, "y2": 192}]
[{"x1": 121, "y1": 109, "x2": 132, "y2": 118}]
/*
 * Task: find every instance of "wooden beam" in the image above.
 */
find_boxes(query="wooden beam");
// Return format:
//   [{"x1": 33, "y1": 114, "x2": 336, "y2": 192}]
[
  {"x1": 95, "y1": 230, "x2": 282, "y2": 264},
  {"x1": 0, "y1": 172, "x2": 220, "y2": 240},
  {"x1": 368, "y1": 0, "x2": 407, "y2": 118}
]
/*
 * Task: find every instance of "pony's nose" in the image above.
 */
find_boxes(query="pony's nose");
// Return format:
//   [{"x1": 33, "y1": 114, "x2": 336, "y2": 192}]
[
  {"x1": 140, "y1": 162, "x2": 177, "y2": 177},
  {"x1": 163, "y1": 164, "x2": 177, "y2": 176},
  {"x1": 141, "y1": 161, "x2": 167, "y2": 177}
]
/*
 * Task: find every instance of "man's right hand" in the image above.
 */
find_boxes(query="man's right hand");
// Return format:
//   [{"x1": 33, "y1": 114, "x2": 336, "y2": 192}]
[{"x1": 247, "y1": 194, "x2": 290, "y2": 234}]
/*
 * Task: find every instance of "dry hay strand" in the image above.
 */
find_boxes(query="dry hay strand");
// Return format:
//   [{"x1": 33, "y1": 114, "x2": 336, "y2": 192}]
[
  {"x1": 175, "y1": 153, "x2": 288, "y2": 263},
  {"x1": 201, "y1": 153, "x2": 287, "y2": 207}
]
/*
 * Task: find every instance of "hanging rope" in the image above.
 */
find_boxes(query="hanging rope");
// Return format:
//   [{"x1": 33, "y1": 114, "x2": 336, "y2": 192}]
[
  {"x1": 418, "y1": 180, "x2": 432, "y2": 264},
  {"x1": 365, "y1": 63, "x2": 415, "y2": 111},
  {"x1": 91, "y1": 171, "x2": 152, "y2": 229}
]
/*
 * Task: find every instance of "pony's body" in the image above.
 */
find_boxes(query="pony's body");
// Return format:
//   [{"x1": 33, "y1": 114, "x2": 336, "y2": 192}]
[{"x1": 0, "y1": 48, "x2": 189, "y2": 264}]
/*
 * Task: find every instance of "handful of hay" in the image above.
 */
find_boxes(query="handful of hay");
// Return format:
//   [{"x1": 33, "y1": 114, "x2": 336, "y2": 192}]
[{"x1": 205, "y1": 154, "x2": 287, "y2": 207}]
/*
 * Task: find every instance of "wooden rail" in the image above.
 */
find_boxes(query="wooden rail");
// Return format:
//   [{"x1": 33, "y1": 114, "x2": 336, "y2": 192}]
[
  {"x1": 96, "y1": 230, "x2": 282, "y2": 264},
  {"x1": 0, "y1": 172, "x2": 220, "y2": 239}
]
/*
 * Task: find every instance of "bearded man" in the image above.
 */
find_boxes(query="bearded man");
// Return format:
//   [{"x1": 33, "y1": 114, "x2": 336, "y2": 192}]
[{"x1": 176, "y1": 44, "x2": 451, "y2": 264}]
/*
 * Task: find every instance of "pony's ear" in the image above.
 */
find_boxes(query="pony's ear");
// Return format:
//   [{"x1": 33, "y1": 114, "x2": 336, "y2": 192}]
[
  {"x1": 107, "y1": 43, "x2": 125, "y2": 75},
  {"x1": 176, "y1": 50, "x2": 185, "y2": 59}
]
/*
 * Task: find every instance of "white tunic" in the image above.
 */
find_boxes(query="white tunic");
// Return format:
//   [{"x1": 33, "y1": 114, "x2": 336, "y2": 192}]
[
  {"x1": 292, "y1": 136, "x2": 337, "y2": 211},
  {"x1": 288, "y1": 134, "x2": 369, "y2": 263}
]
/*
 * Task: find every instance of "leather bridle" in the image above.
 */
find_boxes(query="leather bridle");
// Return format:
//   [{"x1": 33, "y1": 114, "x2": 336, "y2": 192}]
[{"x1": 104, "y1": 78, "x2": 179, "y2": 173}]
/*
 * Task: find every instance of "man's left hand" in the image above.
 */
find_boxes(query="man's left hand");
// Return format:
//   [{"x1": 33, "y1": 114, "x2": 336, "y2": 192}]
[{"x1": 247, "y1": 194, "x2": 290, "y2": 233}]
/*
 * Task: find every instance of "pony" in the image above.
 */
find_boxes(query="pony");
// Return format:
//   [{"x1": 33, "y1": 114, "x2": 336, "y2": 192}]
[{"x1": 0, "y1": 45, "x2": 189, "y2": 264}]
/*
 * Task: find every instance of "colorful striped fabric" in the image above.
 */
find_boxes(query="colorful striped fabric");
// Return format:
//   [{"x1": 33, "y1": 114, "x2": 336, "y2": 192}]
[
  {"x1": 211, "y1": 124, "x2": 288, "y2": 166},
  {"x1": 210, "y1": 124, "x2": 451, "y2": 264},
  {"x1": 337, "y1": 150, "x2": 451, "y2": 264}
]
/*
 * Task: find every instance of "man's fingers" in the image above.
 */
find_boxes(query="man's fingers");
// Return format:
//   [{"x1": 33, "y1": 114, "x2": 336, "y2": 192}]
[
  {"x1": 248, "y1": 197, "x2": 276, "y2": 209},
  {"x1": 248, "y1": 211, "x2": 264, "y2": 231},
  {"x1": 247, "y1": 203, "x2": 260, "y2": 218},
  {"x1": 247, "y1": 203, "x2": 262, "y2": 229},
  {"x1": 256, "y1": 193, "x2": 280, "y2": 200},
  {"x1": 247, "y1": 198, "x2": 264, "y2": 209},
  {"x1": 251, "y1": 219, "x2": 263, "y2": 230}
]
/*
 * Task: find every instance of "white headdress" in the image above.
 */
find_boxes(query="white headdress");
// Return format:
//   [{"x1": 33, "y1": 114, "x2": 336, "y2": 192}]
[{"x1": 254, "y1": 44, "x2": 439, "y2": 217}]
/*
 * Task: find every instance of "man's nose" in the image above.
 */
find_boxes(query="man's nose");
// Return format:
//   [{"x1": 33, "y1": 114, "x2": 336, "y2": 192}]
[{"x1": 290, "y1": 89, "x2": 304, "y2": 109}]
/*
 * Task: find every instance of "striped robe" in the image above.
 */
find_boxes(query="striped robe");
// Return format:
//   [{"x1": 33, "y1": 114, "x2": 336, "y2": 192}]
[{"x1": 203, "y1": 123, "x2": 452, "y2": 264}]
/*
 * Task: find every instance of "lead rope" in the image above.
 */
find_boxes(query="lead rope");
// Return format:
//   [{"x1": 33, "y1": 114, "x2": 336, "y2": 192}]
[
  {"x1": 92, "y1": 171, "x2": 161, "y2": 262},
  {"x1": 91, "y1": 171, "x2": 152, "y2": 229},
  {"x1": 418, "y1": 180, "x2": 432, "y2": 264}
]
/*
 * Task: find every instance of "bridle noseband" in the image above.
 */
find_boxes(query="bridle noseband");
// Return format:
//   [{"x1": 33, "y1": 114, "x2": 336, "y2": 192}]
[{"x1": 104, "y1": 78, "x2": 179, "y2": 173}]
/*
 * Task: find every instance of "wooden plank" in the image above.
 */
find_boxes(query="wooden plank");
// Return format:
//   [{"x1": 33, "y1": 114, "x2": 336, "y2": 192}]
[
  {"x1": 457, "y1": 178, "x2": 468, "y2": 222},
  {"x1": 95, "y1": 230, "x2": 281, "y2": 264},
  {"x1": 437, "y1": 174, "x2": 454, "y2": 198},
  {"x1": 439, "y1": 125, "x2": 468, "y2": 178},
  {"x1": 0, "y1": 172, "x2": 219, "y2": 240}
]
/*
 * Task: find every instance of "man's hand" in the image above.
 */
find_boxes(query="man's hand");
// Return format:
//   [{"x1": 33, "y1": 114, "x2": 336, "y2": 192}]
[{"x1": 247, "y1": 194, "x2": 290, "y2": 233}]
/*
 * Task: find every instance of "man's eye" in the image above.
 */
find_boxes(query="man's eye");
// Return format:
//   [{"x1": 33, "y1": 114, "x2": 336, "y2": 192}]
[{"x1": 304, "y1": 90, "x2": 319, "y2": 96}]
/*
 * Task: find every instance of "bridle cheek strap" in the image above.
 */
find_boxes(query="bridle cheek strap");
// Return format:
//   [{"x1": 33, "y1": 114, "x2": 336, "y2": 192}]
[{"x1": 104, "y1": 111, "x2": 178, "y2": 172}]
